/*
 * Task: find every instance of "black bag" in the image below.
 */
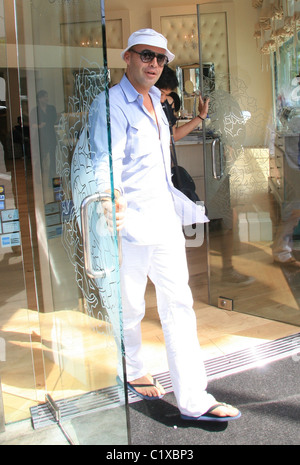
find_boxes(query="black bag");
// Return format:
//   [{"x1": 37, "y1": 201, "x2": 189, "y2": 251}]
[
  {"x1": 169, "y1": 125, "x2": 208, "y2": 215},
  {"x1": 162, "y1": 100, "x2": 206, "y2": 209},
  {"x1": 169, "y1": 128, "x2": 202, "y2": 204},
  {"x1": 171, "y1": 164, "x2": 200, "y2": 203}
]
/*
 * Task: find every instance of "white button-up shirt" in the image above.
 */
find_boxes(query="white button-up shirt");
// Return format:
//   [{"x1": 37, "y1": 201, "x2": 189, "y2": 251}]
[{"x1": 89, "y1": 74, "x2": 208, "y2": 245}]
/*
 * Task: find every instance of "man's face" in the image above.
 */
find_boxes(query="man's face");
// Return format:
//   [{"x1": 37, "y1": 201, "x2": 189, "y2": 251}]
[{"x1": 124, "y1": 44, "x2": 166, "y2": 93}]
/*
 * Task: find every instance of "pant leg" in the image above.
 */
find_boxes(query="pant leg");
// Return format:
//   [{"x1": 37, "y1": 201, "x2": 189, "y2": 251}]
[
  {"x1": 273, "y1": 207, "x2": 300, "y2": 262},
  {"x1": 148, "y1": 231, "x2": 216, "y2": 417},
  {"x1": 119, "y1": 240, "x2": 152, "y2": 381}
]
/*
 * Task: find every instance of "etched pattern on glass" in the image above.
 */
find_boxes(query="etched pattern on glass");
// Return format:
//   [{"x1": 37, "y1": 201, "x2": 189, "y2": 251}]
[
  {"x1": 205, "y1": 74, "x2": 269, "y2": 206},
  {"x1": 56, "y1": 59, "x2": 122, "y2": 348}
]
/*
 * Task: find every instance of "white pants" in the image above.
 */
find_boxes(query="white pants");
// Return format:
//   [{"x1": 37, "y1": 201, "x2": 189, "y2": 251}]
[
  {"x1": 119, "y1": 231, "x2": 216, "y2": 417},
  {"x1": 273, "y1": 204, "x2": 300, "y2": 262}
]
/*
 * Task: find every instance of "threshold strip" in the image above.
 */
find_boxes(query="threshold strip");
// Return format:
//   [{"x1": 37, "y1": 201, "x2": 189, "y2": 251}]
[
  {"x1": 30, "y1": 332, "x2": 300, "y2": 430},
  {"x1": 150, "y1": 332, "x2": 300, "y2": 394}
]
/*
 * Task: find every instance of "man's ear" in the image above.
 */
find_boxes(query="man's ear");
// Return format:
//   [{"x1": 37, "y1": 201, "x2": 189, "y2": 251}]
[{"x1": 123, "y1": 50, "x2": 131, "y2": 65}]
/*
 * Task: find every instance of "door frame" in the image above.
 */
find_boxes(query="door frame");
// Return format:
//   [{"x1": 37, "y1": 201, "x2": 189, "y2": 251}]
[{"x1": 0, "y1": 377, "x2": 5, "y2": 432}]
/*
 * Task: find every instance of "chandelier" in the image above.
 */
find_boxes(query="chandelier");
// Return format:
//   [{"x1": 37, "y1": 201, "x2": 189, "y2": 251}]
[{"x1": 184, "y1": 29, "x2": 198, "y2": 50}]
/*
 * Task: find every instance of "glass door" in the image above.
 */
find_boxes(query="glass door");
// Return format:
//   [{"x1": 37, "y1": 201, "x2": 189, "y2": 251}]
[
  {"x1": 197, "y1": 2, "x2": 300, "y2": 327},
  {"x1": 1, "y1": 0, "x2": 129, "y2": 445},
  {"x1": 0, "y1": 0, "x2": 39, "y2": 426}
]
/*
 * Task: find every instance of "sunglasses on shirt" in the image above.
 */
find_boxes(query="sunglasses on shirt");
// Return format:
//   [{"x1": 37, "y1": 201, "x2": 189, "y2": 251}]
[{"x1": 130, "y1": 49, "x2": 169, "y2": 67}]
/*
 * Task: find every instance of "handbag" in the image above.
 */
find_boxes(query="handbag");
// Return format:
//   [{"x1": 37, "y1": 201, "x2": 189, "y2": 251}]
[
  {"x1": 162, "y1": 99, "x2": 207, "y2": 211},
  {"x1": 171, "y1": 164, "x2": 200, "y2": 203},
  {"x1": 169, "y1": 129, "x2": 200, "y2": 204}
]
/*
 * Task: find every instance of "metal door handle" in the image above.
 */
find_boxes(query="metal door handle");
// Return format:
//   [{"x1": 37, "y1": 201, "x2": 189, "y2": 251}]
[
  {"x1": 80, "y1": 192, "x2": 110, "y2": 280},
  {"x1": 212, "y1": 138, "x2": 224, "y2": 180}
]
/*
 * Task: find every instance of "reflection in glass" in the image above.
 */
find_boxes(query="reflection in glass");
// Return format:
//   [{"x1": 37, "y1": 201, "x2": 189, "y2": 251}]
[
  {"x1": 196, "y1": 3, "x2": 300, "y2": 327},
  {"x1": 4, "y1": 0, "x2": 129, "y2": 444},
  {"x1": 0, "y1": 0, "x2": 39, "y2": 424},
  {"x1": 57, "y1": 60, "x2": 123, "y2": 357}
]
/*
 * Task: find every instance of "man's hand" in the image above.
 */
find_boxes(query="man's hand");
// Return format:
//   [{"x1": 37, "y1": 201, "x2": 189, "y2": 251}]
[{"x1": 100, "y1": 190, "x2": 127, "y2": 232}]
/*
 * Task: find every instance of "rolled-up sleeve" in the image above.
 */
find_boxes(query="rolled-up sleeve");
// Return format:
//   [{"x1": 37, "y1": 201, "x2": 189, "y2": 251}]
[
  {"x1": 89, "y1": 90, "x2": 129, "y2": 195},
  {"x1": 89, "y1": 92, "x2": 111, "y2": 193}
]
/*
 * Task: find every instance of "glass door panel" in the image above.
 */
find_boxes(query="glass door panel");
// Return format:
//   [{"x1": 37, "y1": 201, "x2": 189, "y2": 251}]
[
  {"x1": 0, "y1": 0, "x2": 40, "y2": 424},
  {"x1": 197, "y1": 3, "x2": 300, "y2": 327},
  {"x1": 13, "y1": 0, "x2": 128, "y2": 445}
]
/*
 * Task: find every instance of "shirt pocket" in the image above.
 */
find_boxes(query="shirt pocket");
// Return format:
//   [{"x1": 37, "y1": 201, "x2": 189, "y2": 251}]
[{"x1": 128, "y1": 120, "x2": 159, "y2": 160}]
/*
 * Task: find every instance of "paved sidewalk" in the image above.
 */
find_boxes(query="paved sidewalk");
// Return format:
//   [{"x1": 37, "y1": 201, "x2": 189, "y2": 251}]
[{"x1": 0, "y1": 419, "x2": 69, "y2": 446}]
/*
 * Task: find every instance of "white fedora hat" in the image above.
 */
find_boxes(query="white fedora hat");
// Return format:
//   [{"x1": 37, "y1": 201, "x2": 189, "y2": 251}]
[{"x1": 121, "y1": 28, "x2": 175, "y2": 63}]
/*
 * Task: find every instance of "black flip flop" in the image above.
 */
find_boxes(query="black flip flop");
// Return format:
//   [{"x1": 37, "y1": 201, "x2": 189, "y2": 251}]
[{"x1": 181, "y1": 403, "x2": 241, "y2": 422}]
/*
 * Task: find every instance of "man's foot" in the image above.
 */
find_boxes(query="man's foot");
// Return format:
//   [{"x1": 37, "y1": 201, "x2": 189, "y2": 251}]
[
  {"x1": 222, "y1": 267, "x2": 255, "y2": 285},
  {"x1": 206, "y1": 403, "x2": 240, "y2": 418},
  {"x1": 127, "y1": 374, "x2": 166, "y2": 400},
  {"x1": 181, "y1": 402, "x2": 241, "y2": 422},
  {"x1": 274, "y1": 257, "x2": 300, "y2": 270}
]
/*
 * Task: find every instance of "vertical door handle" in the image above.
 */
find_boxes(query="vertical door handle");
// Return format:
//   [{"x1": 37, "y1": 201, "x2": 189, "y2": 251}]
[
  {"x1": 80, "y1": 192, "x2": 110, "y2": 280},
  {"x1": 212, "y1": 138, "x2": 224, "y2": 180}
]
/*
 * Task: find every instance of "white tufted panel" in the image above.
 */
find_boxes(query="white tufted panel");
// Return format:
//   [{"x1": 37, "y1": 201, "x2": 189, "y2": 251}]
[
  {"x1": 60, "y1": 19, "x2": 123, "y2": 49},
  {"x1": 161, "y1": 13, "x2": 229, "y2": 78},
  {"x1": 60, "y1": 19, "x2": 124, "y2": 86},
  {"x1": 106, "y1": 19, "x2": 123, "y2": 49}
]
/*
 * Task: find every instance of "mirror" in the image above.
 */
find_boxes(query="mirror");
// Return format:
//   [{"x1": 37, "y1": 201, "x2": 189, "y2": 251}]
[
  {"x1": 176, "y1": 63, "x2": 215, "y2": 118},
  {"x1": 185, "y1": 80, "x2": 194, "y2": 94}
]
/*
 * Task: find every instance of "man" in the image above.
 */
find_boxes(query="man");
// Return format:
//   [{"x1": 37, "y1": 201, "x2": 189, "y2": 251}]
[
  {"x1": 30, "y1": 90, "x2": 57, "y2": 192},
  {"x1": 90, "y1": 29, "x2": 240, "y2": 422}
]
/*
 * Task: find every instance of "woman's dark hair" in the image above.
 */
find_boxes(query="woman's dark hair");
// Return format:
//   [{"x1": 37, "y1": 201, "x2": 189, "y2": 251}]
[
  {"x1": 155, "y1": 66, "x2": 179, "y2": 90},
  {"x1": 169, "y1": 92, "x2": 181, "y2": 112}
]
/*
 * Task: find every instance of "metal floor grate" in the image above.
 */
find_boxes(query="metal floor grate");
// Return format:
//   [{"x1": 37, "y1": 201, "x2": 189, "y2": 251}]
[{"x1": 31, "y1": 332, "x2": 300, "y2": 430}]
